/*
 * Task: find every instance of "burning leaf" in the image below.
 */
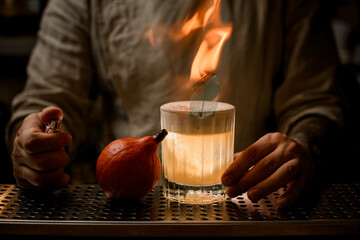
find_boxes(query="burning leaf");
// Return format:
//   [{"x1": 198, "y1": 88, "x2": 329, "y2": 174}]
[{"x1": 185, "y1": 0, "x2": 232, "y2": 116}]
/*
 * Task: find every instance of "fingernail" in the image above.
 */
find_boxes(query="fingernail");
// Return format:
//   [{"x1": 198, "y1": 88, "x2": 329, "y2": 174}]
[
  {"x1": 222, "y1": 175, "x2": 232, "y2": 186},
  {"x1": 248, "y1": 188, "x2": 262, "y2": 202},
  {"x1": 226, "y1": 187, "x2": 236, "y2": 198}
]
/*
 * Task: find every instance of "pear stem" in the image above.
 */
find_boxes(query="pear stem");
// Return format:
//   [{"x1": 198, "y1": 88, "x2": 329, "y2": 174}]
[{"x1": 153, "y1": 129, "x2": 168, "y2": 143}]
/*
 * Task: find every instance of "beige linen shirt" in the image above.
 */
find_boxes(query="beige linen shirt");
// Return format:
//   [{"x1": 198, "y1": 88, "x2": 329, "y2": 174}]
[{"x1": 7, "y1": 0, "x2": 345, "y2": 155}]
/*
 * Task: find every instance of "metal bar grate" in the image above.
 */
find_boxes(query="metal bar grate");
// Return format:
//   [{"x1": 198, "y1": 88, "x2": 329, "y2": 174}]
[{"x1": 0, "y1": 183, "x2": 359, "y2": 236}]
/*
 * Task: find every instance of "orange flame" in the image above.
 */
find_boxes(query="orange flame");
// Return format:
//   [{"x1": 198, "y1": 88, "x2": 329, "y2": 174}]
[
  {"x1": 145, "y1": 0, "x2": 232, "y2": 85},
  {"x1": 191, "y1": 25, "x2": 232, "y2": 82},
  {"x1": 181, "y1": 12, "x2": 201, "y2": 36},
  {"x1": 186, "y1": 0, "x2": 232, "y2": 83}
]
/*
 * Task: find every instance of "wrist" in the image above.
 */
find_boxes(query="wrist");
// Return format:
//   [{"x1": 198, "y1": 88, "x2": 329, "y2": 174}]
[{"x1": 286, "y1": 115, "x2": 342, "y2": 163}]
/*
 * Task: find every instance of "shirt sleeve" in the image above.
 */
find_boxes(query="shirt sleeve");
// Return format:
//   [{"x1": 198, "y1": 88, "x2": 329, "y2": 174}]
[
  {"x1": 6, "y1": 0, "x2": 97, "y2": 156},
  {"x1": 274, "y1": 0, "x2": 347, "y2": 133}
]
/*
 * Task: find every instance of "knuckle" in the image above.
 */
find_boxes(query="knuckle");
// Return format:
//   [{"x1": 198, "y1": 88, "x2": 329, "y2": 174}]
[
  {"x1": 261, "y1": 158, "x2": 276, "y2": 170},
  {"x1": 284, "y1": 164, "x2": 298, "y2": 179},
  {"x1": 31, "y1": 174, "x2": 46, "y2": 187},
  {"x1": 246, "y1": 147, "x2": 259, "y2": 161},
  {"x1": 12, "y1": 153, "x2": 26, "y2": 171},
  {"x1": 12, "y1": 164, "x2": 20, "y2": 177},
  {"x1": 33, "y1": 161, "x2": 47, "y2": 172},
  {"x1": 284, "y1": 140, "x2": 298, "y2": 154},
  {"x1": 268, "y1": 132, "x2": 286, "y2": 143},
  {"x1": 23, "y1": 134, "x2": 37, "y2": 153},
  {"x1": 12, "y1": 146, "x2": 20, "y2": 160}
]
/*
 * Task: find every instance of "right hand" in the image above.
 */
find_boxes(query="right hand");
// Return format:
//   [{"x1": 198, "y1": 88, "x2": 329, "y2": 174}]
[{"x1": 12, "y1": 106, "x2": 72, "y2": 190}]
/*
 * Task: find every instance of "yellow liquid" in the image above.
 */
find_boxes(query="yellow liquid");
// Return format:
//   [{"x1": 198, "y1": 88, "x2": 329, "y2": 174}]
[{"x1": 162, "y1": 131, "x2": 234, "y2": 186}]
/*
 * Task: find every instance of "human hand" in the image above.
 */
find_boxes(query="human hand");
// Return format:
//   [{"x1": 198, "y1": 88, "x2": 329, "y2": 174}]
[
  {"x1": 221, "y1": 132, "x2": 314, "y2": 208},
  {"x1": 12, "y1": 106, "x2": 72, "y2": 190}
]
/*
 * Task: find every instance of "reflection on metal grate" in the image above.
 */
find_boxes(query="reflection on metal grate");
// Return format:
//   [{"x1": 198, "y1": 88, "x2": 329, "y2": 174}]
[{"x1": 0, "y1": 183, "x2": 359, "y2": 222}]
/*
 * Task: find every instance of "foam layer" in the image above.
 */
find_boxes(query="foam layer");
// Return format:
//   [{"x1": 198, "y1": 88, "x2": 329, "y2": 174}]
[{"x1": 161, "y1": 101, "x2": 234, "y2": 113}]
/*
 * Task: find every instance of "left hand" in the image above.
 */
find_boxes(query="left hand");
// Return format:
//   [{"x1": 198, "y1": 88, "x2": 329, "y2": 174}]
[{"x1": 221, "y1": 132, "x2": 315, "y2": 208}]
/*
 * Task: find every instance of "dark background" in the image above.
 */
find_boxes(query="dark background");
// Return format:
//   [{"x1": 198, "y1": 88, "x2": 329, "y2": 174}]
[{"x1": 1, "y1": 0, "x2": 360, "y2": 184}]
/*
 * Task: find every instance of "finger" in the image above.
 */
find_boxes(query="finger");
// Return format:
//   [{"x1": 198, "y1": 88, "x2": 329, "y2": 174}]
[
  {"x1": 21, "y1": 148, "x2": 69, "y2": 172},
  {"x1": 221, "y1": 133, "x2": 280, "y2": 186},
  {"x1": 20, "y1": 107, "x2": 63, "y2": 133},
  {"x1": 276, "y1": 170, "x2": 310, "y2": 208},
  {"x1": 53, "y1": 173, "x2": 70, "y2": 189},
  {"x1": 225, "y1": 142, "x2": 296, "y2": 195},
  {"x1": 246, "y1": 159, "x2": 300, "y2": 202},
  {"x1": 233, "y1": 152, "x2": 241, "y2": 160},
  {"x1": 15, "y1": 178, "x2": 34, "y2": 189},
  {"x1": 20, "y1": 128, "x2": 72, "y2": 153},
  {"x1": 12, "y1": 157, "x2": 36, "y2": 189},
  {"x1": 222, "y1": 152, "x2": 248, "y2": 186},
  {"x1": 20, "y1": 113, "x2": 45, "y2": 133},
  {"x1": 38, "y1": 106, "x2": 64, "y2": 126},
  {"x1": 16, "y1": 164, "x2": 69, "y2": 190}
]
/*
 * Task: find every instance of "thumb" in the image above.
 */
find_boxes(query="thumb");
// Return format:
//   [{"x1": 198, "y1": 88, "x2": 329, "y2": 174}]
[{"x1": 38, "y1": 106, "x2": 64, "y2": 126}]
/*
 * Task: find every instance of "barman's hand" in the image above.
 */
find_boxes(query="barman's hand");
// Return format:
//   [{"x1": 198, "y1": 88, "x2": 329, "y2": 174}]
[
  {"x1": 12, "y1": 106, "x2": 72, "y2": 190},
  {"x1": 221, "y1": 132, "x2": 314, "y2": 208}
]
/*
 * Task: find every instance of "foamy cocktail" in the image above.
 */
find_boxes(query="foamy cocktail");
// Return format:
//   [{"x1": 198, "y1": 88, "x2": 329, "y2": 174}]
[{"x1": 160, "y1": 101, "x2": 235, "y2": 203}]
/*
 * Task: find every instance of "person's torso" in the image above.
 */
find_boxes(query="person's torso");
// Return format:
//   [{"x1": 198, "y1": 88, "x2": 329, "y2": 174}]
[{"x1": 91, "y1": 0, "x2": 283, "y2": 151}]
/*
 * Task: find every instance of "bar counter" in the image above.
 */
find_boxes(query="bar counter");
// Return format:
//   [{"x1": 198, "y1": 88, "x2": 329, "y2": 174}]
[{"x1": 0, "y1": 183, "x2": 359, "y2": 237}]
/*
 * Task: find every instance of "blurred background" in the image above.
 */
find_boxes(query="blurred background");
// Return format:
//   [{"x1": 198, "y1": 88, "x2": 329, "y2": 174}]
[
  {"x1": 0, "y1": 0, "x2": 359, "y2": 184},
  {"x1": 0, "y1": 0, "x2": 48, "y2": 183}
]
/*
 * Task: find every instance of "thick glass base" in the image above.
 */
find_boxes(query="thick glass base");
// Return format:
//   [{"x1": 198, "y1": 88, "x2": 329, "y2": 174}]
[{"x1": 163, "y1": 178, "x2": 226, "y2": 204}]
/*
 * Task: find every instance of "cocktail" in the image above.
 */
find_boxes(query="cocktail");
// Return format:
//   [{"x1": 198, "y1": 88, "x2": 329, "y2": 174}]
[{"x1": 161, "y1": 101, "x2": 235, "y2": 203}]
